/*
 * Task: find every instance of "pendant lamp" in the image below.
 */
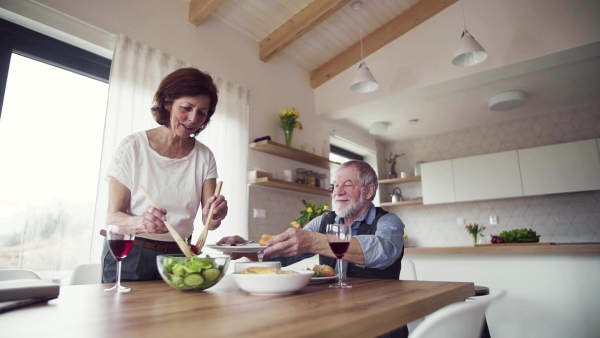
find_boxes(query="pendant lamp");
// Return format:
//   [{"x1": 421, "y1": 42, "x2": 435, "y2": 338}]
[
  {"x1": 452, "y1": 0, "x2": 487, "y2": 67},
  {"x1": 350, "y1": 1, "x2": 378, "y2": 93}
]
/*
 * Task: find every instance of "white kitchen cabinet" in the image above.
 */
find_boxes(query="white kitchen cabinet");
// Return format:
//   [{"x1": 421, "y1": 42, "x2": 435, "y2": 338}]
[
  {"x1": 518, "y1": 139, "x2": 600, "y2": 196},
  {"x1": 421, "y1": 160, "x2": 455, "y2": 204},
  {"x1": 452, "y1": 151, "x2": 523, "y2": 202}
]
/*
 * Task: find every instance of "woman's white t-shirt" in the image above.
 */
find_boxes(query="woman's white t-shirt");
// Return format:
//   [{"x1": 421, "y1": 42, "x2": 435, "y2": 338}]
[{"x1": 106, "y1": 131, "x2": 218, "y2": 241}]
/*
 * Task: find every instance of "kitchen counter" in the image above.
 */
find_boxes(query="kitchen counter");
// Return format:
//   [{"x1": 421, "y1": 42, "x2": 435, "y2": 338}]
[{"x1": 405, "y1": 243, "x2": 600, "y2": 255}]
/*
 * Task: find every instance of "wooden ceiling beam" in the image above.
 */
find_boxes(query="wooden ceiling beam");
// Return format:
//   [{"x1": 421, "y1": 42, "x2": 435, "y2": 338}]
[
  {"x1": 189, "y1": 0, "x2": 226, "y2": 26},
  {"x1": 310, "y1": 0, "x2": 458, "y2": 88},
  {"x1": 260, "y1": 0, "x2": 352, "y2": 62}
]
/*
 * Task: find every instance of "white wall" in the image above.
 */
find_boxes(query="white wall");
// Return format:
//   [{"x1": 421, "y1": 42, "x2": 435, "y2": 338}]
[{"x1": 407, "y1": 252, "x2": 600, "y2": 338}]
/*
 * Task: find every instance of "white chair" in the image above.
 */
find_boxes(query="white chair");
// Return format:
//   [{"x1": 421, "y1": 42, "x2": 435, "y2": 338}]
[
  {"x1": 69, "y1": 263, "x2": 102, "y2": 285},
  {"x1": 400, "y1": 259, "x2": 423, "y2": 334},
  {"x1": 0, "y1": 269, "x2": 41, "y2": 281},
  {"x1": 400, "y1": 258, "x2": 418, "y2": 281},
  {"x1": 408, "y1": 290, "x2": 506, "y2": 338}
]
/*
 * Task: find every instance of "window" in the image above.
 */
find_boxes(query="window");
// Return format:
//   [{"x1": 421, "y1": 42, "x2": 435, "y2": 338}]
[
  {"x1": 329, "y1": 144, "x2": 363, "y2": 164},
  {"x1": 0, "y1": 18, "x2": 111, "y2": 283}
]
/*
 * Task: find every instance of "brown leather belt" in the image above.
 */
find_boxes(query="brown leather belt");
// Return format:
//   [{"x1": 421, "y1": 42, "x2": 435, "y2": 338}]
[{"x1": 100, "y1": 229, "x2": 180, "y2": 252}]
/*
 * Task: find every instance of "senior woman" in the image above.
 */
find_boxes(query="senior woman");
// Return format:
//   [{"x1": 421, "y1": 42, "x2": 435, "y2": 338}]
[{"x1": 102, "y1": 67, "x2": 228, "y2": 282}]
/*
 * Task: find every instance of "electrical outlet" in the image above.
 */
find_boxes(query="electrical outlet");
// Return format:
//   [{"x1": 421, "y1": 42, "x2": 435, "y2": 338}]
[
  {"x1": 253, "y1": 208, "x2": 266, "y2": 218},
  {"x1": 490, "y1": 215, "x2": 498, "y2": 225},
  {"x1": 456, "y1": 217, "x2": 464, "y2": 225}
]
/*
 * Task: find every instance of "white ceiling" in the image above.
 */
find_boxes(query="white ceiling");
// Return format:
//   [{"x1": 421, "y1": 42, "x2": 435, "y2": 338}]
[{"x1": 210, "y1": 0, "x2": 600, "y2": 143}]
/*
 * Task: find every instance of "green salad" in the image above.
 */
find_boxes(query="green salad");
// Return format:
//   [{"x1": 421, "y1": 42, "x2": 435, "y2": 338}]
[{"x1": 160, "y1": 255, "x2": 225, "y2": 290}]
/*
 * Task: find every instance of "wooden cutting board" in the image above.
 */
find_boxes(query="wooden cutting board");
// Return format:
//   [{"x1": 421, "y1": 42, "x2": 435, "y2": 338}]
[{"x1": 476, "y1": 242, "x2": 555, "y2": 246}]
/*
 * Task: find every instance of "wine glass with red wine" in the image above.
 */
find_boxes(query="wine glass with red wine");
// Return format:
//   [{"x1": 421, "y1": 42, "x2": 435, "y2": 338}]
[
  {"x1": 326, "y1": 223, "x2": 352, "y2": 289},
  {"x1": 104, "y1": 224, "x2": 135, "y2": 292}
]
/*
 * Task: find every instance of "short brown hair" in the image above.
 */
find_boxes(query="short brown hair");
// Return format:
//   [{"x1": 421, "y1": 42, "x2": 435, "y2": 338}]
[{"x1": 151, "y1": 67, "x2": 218, "y2": 136}]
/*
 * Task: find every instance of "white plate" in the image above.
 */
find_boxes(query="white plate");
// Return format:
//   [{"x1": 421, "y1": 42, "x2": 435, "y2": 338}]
[
  {"x1": 309, "y1": 276, "x2": 338, "y2": 284},
  {"x1": 205, "y1": 244, "x2": 266, "y2": 253},
  {"x1": 231, "y1": 270, "x2": 313, "y2": 295}
]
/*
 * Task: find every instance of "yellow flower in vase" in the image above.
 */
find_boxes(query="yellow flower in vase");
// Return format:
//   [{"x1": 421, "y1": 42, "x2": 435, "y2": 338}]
[
  {"x1": 279, "y1": 107, "x2": 302, "y2": 147},
  {"x1": 291, "y1": 199, "x2": 329, "y2": 229}
]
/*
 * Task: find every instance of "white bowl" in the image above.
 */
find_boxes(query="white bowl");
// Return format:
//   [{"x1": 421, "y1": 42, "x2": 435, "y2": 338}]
[{"x1": 232, "y1": 269, "x2": 313, "y2": 295}]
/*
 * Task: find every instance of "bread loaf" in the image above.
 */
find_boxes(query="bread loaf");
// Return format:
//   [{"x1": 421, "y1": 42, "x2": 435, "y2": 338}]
[
  {"x1": 259, "y1": 234, "x2": 274, "y2": 246},
  {"x1": 313, "y1": 264, "x2": 335, "y2": 277}
]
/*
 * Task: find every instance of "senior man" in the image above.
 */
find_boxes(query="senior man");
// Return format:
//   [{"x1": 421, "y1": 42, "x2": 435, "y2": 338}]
[
  {"x1": 220, "y1": 160, "x2": 408, "y2": 337},
  {"x1": 221, "y1": 160, "x2": 405, "y2": 277}
]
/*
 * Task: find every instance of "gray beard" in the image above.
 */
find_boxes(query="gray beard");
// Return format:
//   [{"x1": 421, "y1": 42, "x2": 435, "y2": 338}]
[{"x1": 334, "y1": 192, "x2": 367, "y2": 218}]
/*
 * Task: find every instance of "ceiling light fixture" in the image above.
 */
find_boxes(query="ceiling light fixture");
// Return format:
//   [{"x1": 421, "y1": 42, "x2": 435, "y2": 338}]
[
  {"x1": 350, "y1": 1, "x2": 378, "y2": 93},
  {"x1": 488, "y1": 90, "x2": 527, "y2": 111},
  {"x1": 452, "y1": 0, "x2": 487, "y2": 67},
  {"x1": 369, "y1": 122, "x2": 389, "y2": 135}
]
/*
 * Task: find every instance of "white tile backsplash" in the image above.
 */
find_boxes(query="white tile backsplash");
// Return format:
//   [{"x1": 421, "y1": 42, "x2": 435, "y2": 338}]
[
  {"x1": 385, "y1": 102, "x2": 600, "y2": 247},
  {"x1": 248, "y1": 186, "x2": 330, "y2": 242}
]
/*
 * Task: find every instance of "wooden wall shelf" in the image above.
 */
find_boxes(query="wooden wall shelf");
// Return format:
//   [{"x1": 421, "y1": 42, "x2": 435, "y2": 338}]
[
  {"x1": 249, "y1": 140, "x2": 330, "y2": 169},
  {"x1": 405, "y1": 243, "x2": 600, "y2": 255},
  {"x1": 248, "y1": 177, "x2": 332, "y2": 197},
  {"x1": 380, "y1": 200, "x2": 423, "y2": 207},
  {"x1": 379, "y1": 176, "x2": 421, "y2": 184}
]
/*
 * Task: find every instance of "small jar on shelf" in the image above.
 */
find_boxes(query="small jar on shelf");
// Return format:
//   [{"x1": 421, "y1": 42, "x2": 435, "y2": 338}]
[
  {"x1": 319, "y1": 173, "x2": 328, "y2": 189},
  {"x1": 296, "y1": 168, "x2": 307, "y2": 184},
  {"x1": 306, "y1": 170, "x2": 316, "y2": 187}
]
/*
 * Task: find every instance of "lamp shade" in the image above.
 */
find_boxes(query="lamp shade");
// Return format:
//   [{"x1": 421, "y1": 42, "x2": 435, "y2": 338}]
[
  {"x1": 489, "y1": 90, "x2": 527, "y2": 111},
  {"x1": 452, "y1": 31, "x2": 487, "y2": 67},
  {"x1": 351, "y1": 61, "x2": 379, "y2": 93},
  {"x1": 368, "y1": 122, "x2": 389, "y2": 135}
]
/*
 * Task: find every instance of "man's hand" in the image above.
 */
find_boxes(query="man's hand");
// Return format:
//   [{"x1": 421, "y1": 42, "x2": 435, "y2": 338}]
[{"x1": 263, "y1": 228, "x2": 317, "y2": 257}]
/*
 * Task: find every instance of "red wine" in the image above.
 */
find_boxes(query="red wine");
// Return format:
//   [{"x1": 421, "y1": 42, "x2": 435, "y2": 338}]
[
  {"x1": 329, "y1": 242, "x2": 350, "y2": 259},
  {"x1": 109, "y1": 240, "x2": 134, "y2": 261}
]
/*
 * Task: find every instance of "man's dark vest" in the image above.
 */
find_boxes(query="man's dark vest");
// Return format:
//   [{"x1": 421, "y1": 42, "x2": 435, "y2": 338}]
[{"x1": 318, "y1": 208, "x2": 404, "y2": 280}]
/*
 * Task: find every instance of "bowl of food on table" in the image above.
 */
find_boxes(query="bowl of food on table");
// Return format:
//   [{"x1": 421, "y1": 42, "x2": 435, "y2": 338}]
[
  {"x1": 157, "y1": 254, "x2": 230, "y2": 291},
  {"x1": 232, "y1": 266, "x2": 313, "y2": 296}
]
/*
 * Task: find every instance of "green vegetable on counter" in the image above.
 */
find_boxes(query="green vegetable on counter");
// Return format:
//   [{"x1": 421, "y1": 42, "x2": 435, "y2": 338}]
[{"x1": 498, "y1": 228, "x2": 540, "y2": 243}]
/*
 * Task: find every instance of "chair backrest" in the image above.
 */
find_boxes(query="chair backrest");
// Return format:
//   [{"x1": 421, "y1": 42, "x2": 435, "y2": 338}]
[
  {"x1": 0, "y1": 269, "x2": 41, "y2": 281},
  {"x1": 409, "y1": 290, "x2": 506, "y2": 338},
  {"x1": 69, "y1": 263, "x2": 102, "y2": 285},
  {"x1": 399, "y1": 258, "x2": 417, "y2": 280}
]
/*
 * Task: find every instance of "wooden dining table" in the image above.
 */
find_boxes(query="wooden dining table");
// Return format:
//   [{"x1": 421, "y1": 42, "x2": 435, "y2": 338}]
[{"x1": 0, "y1": 276, "x2": 474, "y2": 337}]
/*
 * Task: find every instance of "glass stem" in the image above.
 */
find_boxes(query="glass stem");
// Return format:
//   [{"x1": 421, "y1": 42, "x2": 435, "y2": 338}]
[
  {"x1": 116, "y1": 260, "x2": 123, "y2": 287},
  {"x1": 337, "y1": 258, "x2": 343, "y2": 284}
]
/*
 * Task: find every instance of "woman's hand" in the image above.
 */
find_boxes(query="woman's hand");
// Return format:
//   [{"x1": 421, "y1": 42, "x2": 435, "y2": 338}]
[
  {"x1": 202, "y1": 195, "x2": 228, "y2": 229},
  {"x1": 138, "y1": 206, "x2": 169, "y2": 234}
]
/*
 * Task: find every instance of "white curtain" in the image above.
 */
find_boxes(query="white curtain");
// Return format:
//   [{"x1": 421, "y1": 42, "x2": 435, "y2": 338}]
[{"x1": 91, "y1": 35, "x2": 249, "y2": 260}]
